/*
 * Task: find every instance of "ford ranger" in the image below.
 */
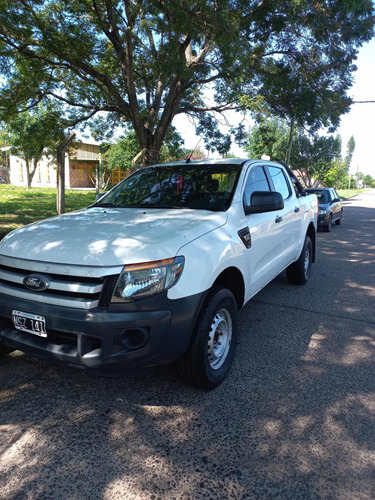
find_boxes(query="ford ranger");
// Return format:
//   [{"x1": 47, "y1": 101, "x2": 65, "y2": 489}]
[{"x1": 0, "y1": 159, "x2": 318, "y2": 389}]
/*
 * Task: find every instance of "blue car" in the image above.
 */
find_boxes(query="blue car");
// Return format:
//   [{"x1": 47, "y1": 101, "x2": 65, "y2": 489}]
[{"x1": 305, "y1": 188, "x2": 343, "y2": 232}]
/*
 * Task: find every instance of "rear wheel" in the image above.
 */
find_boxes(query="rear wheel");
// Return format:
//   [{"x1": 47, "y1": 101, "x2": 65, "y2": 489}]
[
  {"x1": 175, "y1": 287, "x2": 238, "y2": 390},
  {"x1": 286, "y1": 235, "x2": 312, "y2": 285},
  {"x1": 335, "y1": 211, "x2": 342, "y2": 225}
]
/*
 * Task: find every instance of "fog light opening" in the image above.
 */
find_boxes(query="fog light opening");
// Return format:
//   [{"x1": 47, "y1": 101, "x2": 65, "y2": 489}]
[{"x1": 121, "y1": 328, "x2": 148, "y2": 350}]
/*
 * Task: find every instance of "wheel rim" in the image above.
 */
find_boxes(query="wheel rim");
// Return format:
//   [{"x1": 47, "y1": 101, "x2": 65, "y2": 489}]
[
  {"x1": 207, "y1": 308, "x2": 232, "y2": 370},
  {"x1": 304, "y1": 245, "x2": 311, "y2": 277}
]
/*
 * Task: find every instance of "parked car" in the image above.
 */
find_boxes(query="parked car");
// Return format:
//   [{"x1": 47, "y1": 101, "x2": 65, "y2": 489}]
[
  {"x1": 0, "y1": 159, "x2": 318, "y2": 389},
  {"x1": 305, "y1": 187, "x2": 343, "y2": 232}
]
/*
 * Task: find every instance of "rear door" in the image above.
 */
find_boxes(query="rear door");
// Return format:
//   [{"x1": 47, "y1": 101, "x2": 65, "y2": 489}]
[
  {"x1": 242, "y1": 163, "x2": 302, "y2": 296},
  {"x1": 242, "y1": 164, "x2": 277, "y2": 294},
  {"x1": 265, "y1": 165, "x2": 303, "y2": 269}
]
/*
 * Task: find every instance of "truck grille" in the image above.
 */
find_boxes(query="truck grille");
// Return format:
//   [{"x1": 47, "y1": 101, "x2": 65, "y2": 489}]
[{"x1": 0, "y1": 255, "x2": 121, "y2": 310}]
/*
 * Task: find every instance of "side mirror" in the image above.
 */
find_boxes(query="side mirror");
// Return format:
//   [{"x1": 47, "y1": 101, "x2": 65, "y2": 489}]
[
  {"x1": 244, "y1": 191, "x2": 284, "y2": 215},
  {"x1": 96, "y1": 192, "x2": 106, "y2": 202}
]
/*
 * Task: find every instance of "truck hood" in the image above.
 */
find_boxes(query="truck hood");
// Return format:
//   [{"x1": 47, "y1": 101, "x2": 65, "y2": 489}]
[{"x1": 0, "y1": 207, "x2": 227, "y2": 267}]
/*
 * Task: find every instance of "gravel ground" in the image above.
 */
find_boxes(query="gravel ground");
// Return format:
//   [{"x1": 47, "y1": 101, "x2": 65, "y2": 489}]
[{"x1": 1, "y1": 190, "x2": 375, "y2": 500}]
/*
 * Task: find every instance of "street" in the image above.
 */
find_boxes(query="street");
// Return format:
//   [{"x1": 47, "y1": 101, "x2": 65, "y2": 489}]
[{"x1": 1, "y1": 190, "x2": 375, "y2": 500}]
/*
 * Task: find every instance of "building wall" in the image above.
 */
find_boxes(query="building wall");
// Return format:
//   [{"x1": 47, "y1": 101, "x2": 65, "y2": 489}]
[
  {"x1": 69, "y1": 160, "x2": 97, "y2": 188},
  {"x1": 7, "y1": 142, "x2": 99, "y2": 188},
  {"x1": 8, "y1": 155, "x2": 70, "y2": 188},
  {"x1": 70, "y1": 143, "x2": 100, "y2": 162},
  {"x1": 7, "y1": 142, "x2": 131, "y2": 189}
]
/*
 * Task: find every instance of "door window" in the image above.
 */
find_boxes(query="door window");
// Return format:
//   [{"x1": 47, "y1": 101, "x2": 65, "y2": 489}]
[
  {"x1": 243, "y1": 166, "x2": 270, "y2": 205},
  {"x1": 268, "y1": 166, "x2": 291, "y2": 200}
]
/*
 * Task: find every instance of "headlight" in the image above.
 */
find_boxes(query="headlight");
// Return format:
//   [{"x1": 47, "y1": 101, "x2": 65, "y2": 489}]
[
  {"x1": 112, "y1": 256, "x2": 184, "y2": 303},
  {"x1": 319, "y1": 209, "x2": 327, "y2": 215}
]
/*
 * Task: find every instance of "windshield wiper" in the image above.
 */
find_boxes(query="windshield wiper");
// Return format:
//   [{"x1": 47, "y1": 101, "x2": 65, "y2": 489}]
[{"x1": 96, "y1": 203, "x2": 117, "y2": 207}]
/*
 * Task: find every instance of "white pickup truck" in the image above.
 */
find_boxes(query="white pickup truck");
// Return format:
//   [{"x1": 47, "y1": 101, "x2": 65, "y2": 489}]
[{"x1": 0, "y1": 159, "x2": 318, "y2": 389}]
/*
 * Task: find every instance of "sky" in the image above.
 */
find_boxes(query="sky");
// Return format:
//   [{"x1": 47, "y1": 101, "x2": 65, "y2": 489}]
[{"x1": 173, "y1": 37, "x2": 375, "y2": 177}]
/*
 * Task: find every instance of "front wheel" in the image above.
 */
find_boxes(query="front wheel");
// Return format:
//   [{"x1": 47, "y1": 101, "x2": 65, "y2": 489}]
[
  {"x1": 324, "y1": 214, "x2": 333, "y2": 232},
  {"x1": 286, "y1": 235, "x2": 313, "y2": 285},
  {"x1": 175, "y1": 287, "x2": 238, "y2": 390}
]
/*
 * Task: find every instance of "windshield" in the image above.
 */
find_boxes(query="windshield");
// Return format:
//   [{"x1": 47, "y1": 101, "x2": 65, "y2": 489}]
[
  {"x1": 307, "y1": 190, "x2": 330, "y2": 204},
  {"x1": 96, "y1": 163, "x2": 241, "y2": 211}
]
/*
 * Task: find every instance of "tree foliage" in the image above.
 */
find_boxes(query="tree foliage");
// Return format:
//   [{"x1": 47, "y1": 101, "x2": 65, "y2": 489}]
[
  {"x1": 363, "y1": 174, "x2": 375, "y2": 188},
  {"x1": 246, "y1": 118, "x2": 343, "y2": 187},
  {"x1": 344, "y1": 136, "x2": 356, "y2": 169},
  {"x1": 2, "y1": 103, "x2": 66, "y2": 187},
  {"x1": 245, "y1": 119, "x2": 290, "y2": 160},
  {"x1": 0, "y1": 1, "x2": 373, "y2": 165},
  {"x1": 293, "y1": 134, "x2": 342, "y2": 187},
  {"x1": 103, "y1": 125, "x2": 185, "y2": 173}
]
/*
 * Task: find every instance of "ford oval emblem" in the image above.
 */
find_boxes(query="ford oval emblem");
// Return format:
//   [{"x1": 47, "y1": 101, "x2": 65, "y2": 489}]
[{"x1": 23, "y1": 274, "x2": 50, "y2": 292}]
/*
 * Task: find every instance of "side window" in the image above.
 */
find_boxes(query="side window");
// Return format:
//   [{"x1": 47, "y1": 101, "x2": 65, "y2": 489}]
[
  {"x1": 268, "y1": 166, "x2": 291, "y2": 200},
  {"x1": 243, "y1": 166, "x2": 270, "y2": 205}
]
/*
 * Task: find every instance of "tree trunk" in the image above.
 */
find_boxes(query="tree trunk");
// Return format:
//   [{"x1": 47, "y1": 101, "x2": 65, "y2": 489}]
[
  {"x1": 284, "y1": 116, "x2": 296, "y2": 165},
  {"x1": 131, "y1": 148, "x2": 146, "y2": 170},
  {"x1": 25, "y1": 158, "x2": 31, "y2": 188},
  {"x1": 56, "y1": 132, "x2": 76, "y2": 215},
  {"x1": 27, "y1": 159, "x2": 39, "y2": 188},
  {"x1": 142, "y1": 147, "x2": 161, "y2": 167}
]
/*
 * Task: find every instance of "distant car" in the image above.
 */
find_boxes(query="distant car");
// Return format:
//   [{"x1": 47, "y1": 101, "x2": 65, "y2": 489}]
[{"x1": 305, "y1": 187, "x2": 343, "y2": 232}]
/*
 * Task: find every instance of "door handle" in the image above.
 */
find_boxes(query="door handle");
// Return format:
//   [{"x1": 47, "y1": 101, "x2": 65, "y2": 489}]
[
  {"x1": 294, "y1": 206, "x2": 300, "y2": 213},
  {"x1": 275, "y1": 216, "x2": 283, "y2": 223}
]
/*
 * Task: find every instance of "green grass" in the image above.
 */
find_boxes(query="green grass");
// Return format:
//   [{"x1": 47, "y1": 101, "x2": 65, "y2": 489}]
[
  {"x1": 336, "y1": 188, "x2": 368, "y2": 201},
  {"x1": 0, "y1": 185, "x2": 96, "y2": 235}
]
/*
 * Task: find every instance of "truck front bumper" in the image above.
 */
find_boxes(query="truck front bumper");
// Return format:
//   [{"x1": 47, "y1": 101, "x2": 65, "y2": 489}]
[{"x1": 0, "y1": 291, "x2": 206, "y2": 376}]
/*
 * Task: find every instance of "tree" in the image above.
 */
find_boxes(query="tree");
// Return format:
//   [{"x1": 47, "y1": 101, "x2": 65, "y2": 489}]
[
  {"x1": 363, "y1": 174, "x2": 375, "y2": 188},
  {"x1": 345, "y1": 136, "x2": 356, "y2": 170},
  {"x1": 243, "y1": 56, "x2": 353, "y2": 163},
  {"x1": 0, "y1": 128, "x2": 8, "y2": 147},
  {"x1": 3, "y1": 103, "x2": 66, "y2": 187},
  {"x1": 0, "y1": 1, "x2": 373, "y2": 166},
  {"x1": 291, "y1": 133, "x2": 342, "y2": 187},
  {"x1": 245, "y1": 118, "x2": 342, "y2": 187},
  {"x1": 323, "y1": 158, "x2": 348, "y2": 188},
  {"x1": 245, "y1": 119, "x2": 290, "y2": 160}
]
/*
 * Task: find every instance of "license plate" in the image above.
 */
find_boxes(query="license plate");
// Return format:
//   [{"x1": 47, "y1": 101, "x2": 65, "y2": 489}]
[{"x1": 12, "y1": 310, "x2": 47, "y2": 337}]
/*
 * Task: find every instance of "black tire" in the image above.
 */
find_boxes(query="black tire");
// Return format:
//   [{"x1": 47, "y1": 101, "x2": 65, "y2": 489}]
[
  {"x1": 335, "y1": 212, "x2": 342, "y2": 225},
  {"x1": 324, "y1": 214, "x2": 332, "y2": 232},
  {"x1": 286, "y1": 235, "x2": 313, "y2": 285},
  {"x1": 175, "y1": 287, "x2": 238, "y2": 390}
]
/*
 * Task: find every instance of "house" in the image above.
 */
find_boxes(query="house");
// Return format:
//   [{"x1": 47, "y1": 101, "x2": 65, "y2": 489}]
[{"x1": 4, "y1": 141, "x2": 129, "y2": 189}]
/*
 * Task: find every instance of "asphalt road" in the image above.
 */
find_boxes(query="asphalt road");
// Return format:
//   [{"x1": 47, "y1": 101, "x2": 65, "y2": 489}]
[{"x1": 1, "y1": 190, "x2": 375, "y2": 500}]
